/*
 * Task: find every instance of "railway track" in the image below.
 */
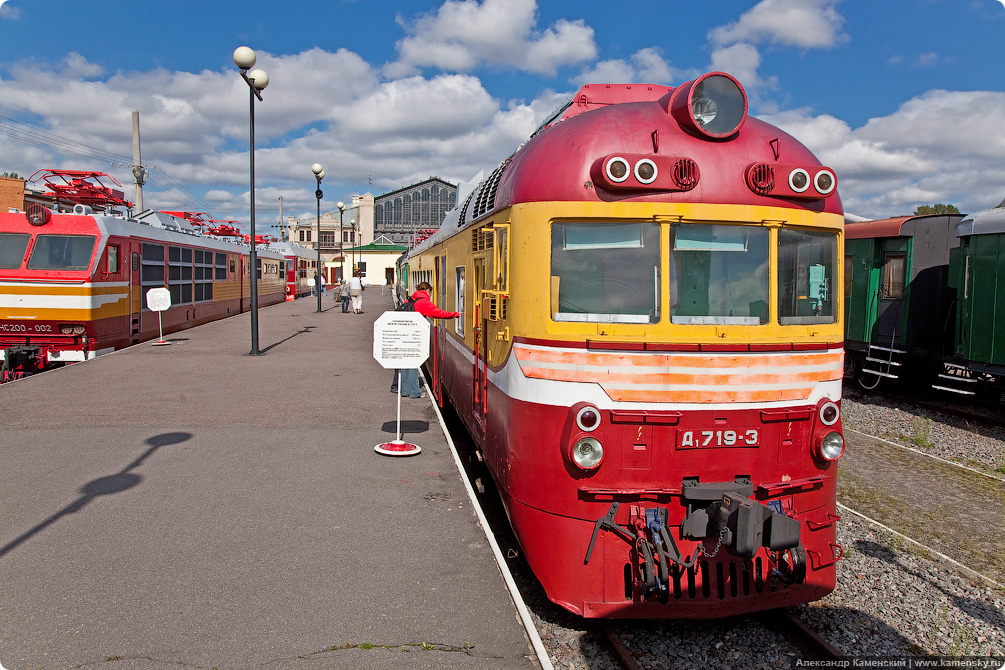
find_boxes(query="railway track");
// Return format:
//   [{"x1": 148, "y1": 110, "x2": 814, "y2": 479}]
[{"x1": 598, "y1": 609, "x2": 844, "y2": 670}]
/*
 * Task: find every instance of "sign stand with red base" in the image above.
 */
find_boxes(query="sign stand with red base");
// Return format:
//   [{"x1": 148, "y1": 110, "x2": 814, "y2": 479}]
[
  {"x1": 373, "y1": 310, "x2": 430, "y2": 457},
  {"x1": 146, "y1": 288, "x2": 172, "y2": 346},
  {"x1": 374, "y1": 384, "x2": 422, "y2": 457}
]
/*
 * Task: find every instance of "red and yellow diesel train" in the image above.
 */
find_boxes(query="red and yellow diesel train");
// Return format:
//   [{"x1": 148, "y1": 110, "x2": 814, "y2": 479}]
[
  {"x1": 399, "y1": 73, "x2": 846, "y2": 618},
  {"x1": 0, "y1": 205, "x2": 286, "y2": 380}
]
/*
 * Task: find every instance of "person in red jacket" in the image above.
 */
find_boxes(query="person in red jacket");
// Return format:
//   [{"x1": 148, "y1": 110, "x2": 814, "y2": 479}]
[{"x1": 391, "y1": 282, "x2": 459, "y2": 398}]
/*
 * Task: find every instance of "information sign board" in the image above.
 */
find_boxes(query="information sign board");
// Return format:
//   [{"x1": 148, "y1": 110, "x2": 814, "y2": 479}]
[
  {"x1": 373, "y1": 311, "x2": 430, "y2": 369},
  {"x1": 145, "y1": 287, "x2": 171, "y2": 312}
]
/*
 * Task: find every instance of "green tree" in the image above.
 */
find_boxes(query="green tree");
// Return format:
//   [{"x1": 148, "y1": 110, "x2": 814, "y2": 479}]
[
  {"x1": 913, "y1": 203, "x2": 960, "y2": 215},
  {"x1": 1, "y1": 172, "x2": 22, "y2": 179}
]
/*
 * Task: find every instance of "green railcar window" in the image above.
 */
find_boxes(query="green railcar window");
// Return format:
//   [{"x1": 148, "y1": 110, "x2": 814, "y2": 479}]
[{"x1": 881, "y1": 253, "x2": 906, "y2": 299}]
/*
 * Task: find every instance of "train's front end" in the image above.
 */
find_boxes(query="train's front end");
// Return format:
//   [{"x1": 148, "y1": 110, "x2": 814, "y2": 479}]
[
  {"x1": 0, "y1": 205, "x2": 118, "y2": 379},
  {"x1": 483, "y1": 74, "x2": 845, "y2": 617}
]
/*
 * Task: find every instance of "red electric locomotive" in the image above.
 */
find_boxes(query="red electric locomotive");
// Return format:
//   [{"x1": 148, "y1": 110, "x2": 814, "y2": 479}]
[
  {"x1": 0, "y1": 194, "x2": 286, "y2": 379},
  {"x1": 403, "y1": 72, "x2": 846, "y2": 618}
]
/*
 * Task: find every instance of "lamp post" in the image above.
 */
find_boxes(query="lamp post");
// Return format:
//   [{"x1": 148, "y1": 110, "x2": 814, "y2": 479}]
[
  {"x1": 337, "y1": 201, "x2": 345, "y2": 282},
  {"x1": 350, "y1": 218, "x2": 357, "y2": 280},
  {"x1": 311, "y1": 163, "x2": 324, "y2": 313},
  {"x1": 233, "y1": 46, "x2": 269, "y2": 356}
]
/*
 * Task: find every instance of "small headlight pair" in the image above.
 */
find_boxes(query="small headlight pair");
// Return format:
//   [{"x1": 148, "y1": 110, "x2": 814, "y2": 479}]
[
  {"x1": 788, "y1": 168, "x2": 836, "y2": 195},
  {"x1": 604, "y1": 156, "x2": 658, "y2": 185}
]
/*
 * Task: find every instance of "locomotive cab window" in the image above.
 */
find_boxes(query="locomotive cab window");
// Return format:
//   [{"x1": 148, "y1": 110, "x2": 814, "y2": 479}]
[
  {"x1": 0, "y1": 233, "x2": 30, "y2": 269},
  {"x1": 551, "y1": 221, "x2": 660, "y2": 323},
  {"x1": 26, "y1": 235, "x2": 96, "y2": 271},
  {"x1": 778, "y1": 228, "x2": 838, "y2": 324},
  {"x1": 107, "y1": 245, "x2": 119, "y2": 274},
  {"x1": 669, "y1": 224, "x2": 767, "y2": 325}
]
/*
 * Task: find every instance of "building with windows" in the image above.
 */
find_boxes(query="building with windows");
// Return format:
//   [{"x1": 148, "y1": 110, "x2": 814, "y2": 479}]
[
  {"x1": 287, "y1": 176, "x2": 458, "y2": 285},
  {"x1": 374, "y1": 177, "x2": 456, "y2": 245},
  {"x1": 288, "y1": 193, "x2": 374, "y2": 285},
  {"x1": 343, "y1": 235, "x2": 408, "y2": 286}
]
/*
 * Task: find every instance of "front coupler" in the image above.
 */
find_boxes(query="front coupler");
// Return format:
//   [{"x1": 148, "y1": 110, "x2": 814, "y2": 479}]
[{"x1": 584, "y1": 481, "x2": 808, "y2": 596}]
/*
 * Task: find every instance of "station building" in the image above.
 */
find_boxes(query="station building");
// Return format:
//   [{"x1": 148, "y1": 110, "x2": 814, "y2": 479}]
[{"x1": 287, "y1": 176, "x2": 457, "y2": 286}]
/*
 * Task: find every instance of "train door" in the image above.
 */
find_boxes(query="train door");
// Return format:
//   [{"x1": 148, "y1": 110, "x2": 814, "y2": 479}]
[
  {"x1": 473, "y1": 255, "x2": 488, "y2": 429},
  {"x1": 434, "y1": 256, "x2": 445, "y2": 401},
  {"x1": 873, "y1": 244, "x2": 908, "y2": 345},
  {"x1": 129, "y1": 248, "x2": 141, "y2": 342}
]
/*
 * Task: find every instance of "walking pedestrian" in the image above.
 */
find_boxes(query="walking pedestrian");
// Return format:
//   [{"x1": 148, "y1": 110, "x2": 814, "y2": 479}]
[
  {"x1": 338, "y1": 280, "x2": 350, "y2": 313},
  {"x1": 347, "y1": 271, "x2": 364, "y2": 313}
]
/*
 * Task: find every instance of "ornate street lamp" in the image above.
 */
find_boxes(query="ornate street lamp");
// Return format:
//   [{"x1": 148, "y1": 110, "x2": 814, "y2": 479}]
[
  {"x1": 311, "y1": 163, "x2": 324, "y2": 313},
  {"x1": 233, "y1": 46, "x2": 269, "y2": 355}
]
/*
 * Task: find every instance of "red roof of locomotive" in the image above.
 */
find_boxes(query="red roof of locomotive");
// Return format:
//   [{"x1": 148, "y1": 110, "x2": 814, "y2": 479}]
[{"x1": 491, "y1": 79, "x2": 842, "y2": 216}]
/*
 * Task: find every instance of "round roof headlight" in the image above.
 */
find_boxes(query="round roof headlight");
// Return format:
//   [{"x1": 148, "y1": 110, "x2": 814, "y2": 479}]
[
  {"x1": 789, "y1": 168, "x2": 810, "y2": 193},
  {"x1": 572, "y1": 437, "x2": 604, "y2": 470},
  {"x1": 576, "y1": 405, "x2": 601, "y2": 432},
  {"x1": 819, "y1": 401, "x2": 840, "y2": 426},
  {"x1": 605, "y1": 157, "x2": 630, "y2": 183},
  {"x1": 634, "y1": 159, "x2": 658, "y2": 184},
  {"x1": 814, "y1": 169, "x2": 836, "y2": 195},
  {"x1": 817, "y1": 431, "x2": 845, "y2": 461},
  {"x1": 670, "y1": 72, "x2": 747, "y2": 139}
]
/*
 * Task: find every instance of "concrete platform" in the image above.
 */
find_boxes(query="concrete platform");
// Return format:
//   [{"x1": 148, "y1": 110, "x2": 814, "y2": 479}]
[{"x1": 0, "y1": 290, "x2": 540, "y2": 669}]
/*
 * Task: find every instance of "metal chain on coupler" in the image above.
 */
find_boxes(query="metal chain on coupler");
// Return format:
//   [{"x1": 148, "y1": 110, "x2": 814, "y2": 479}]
[{"x1": 703, "y1": 525, "x2": 729, "y2": 559}]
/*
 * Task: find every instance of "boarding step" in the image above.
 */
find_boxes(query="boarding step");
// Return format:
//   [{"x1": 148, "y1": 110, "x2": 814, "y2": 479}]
[
  {"x1": 867, "y1": 345, "x2": 906, "y2": 355},
  {"x1": 865, "y1": 357, "x2": 902, "y2": 366},
  {"x1": 931, "y1": 364, "x2": 978, "y2": 396},
  {"x1": 861, "y1": 368, "x2": 899, "y2": 379},
  {"x1": 931, "y1": 384, "x2": 976, "y2": 396}
]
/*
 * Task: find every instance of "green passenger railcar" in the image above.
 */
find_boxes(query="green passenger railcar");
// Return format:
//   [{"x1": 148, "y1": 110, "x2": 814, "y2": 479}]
[
  {"x1": 950, "y1": 205, "x2": 1005, "y2": 389},
  {"x1": 843, "y1": 214, "x2": 963, "y2": 388}
]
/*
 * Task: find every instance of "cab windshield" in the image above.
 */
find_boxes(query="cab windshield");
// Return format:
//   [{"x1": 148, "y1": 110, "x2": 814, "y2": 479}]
[
  {"x1": 26, "y1": 235, "x2": 97, "y2": 271},
  {"x1": 550, "y1": 221, "x2": 660, "y2": 323},
  {"x1": 0, "y1": 233, "x2": 30, "y2": 269},
  {"x1": 778, "y1": 228, "x2": 837, "y2": 324},
  {"x1": 669, "y1": 224, "x2": 769, "y2": 325},
  {"x1": 549, "y1": 221, "x2": 838, "y2": 327}
]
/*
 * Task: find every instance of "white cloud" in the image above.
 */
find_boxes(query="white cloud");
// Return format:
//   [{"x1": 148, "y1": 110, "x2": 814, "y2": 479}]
[
  {"x1": 573, "y1": 48, "x2": 687, "y2": 86},
  {"x1": 759, "y1": 90, "x2": 1005, "y2": 217},
  {"x1": 0, "y1": 45, "x2": 579, "y2": 224},
  {"x1": 0, "y1": 1, "x2": 22, "y2": 20},
  {"x1": 707, "y1": 0, "x2": 845, "y2": 101},
  {"x1": 389, "y1": 0, "x2": 596, "y2": 76},
  {"x1": 709, "y1": 0, "x2": 847, "y2": 49}
]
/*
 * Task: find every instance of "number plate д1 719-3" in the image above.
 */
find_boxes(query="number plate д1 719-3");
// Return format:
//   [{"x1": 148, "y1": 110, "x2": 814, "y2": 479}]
[{"x1": 678, "y1": 429, "x2": 759, "y2": 449}]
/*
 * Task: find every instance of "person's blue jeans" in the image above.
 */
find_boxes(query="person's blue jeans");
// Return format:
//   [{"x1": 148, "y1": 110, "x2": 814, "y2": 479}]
[
  {"x1": 341, "y1": 296, "x2": 349, "y2": 312},
  {"x1": 391, "y1": 368, "x2": 422, "y2": 397}
]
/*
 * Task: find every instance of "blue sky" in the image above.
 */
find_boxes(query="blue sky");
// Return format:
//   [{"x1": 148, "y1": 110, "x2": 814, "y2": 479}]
[{"x1": 1, "y1": 0, "x2": 1004, "y2": 229}]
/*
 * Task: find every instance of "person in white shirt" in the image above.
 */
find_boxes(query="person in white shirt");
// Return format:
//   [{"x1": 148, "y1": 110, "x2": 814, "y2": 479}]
[{"x1": 346, "y1": 272, "x2": 365, "y2": 313}]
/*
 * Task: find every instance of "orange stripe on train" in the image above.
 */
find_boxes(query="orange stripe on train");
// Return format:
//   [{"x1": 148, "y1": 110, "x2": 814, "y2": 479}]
[{"x1": 513, "y1": 345, "x2": 843, "y2": 403}]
